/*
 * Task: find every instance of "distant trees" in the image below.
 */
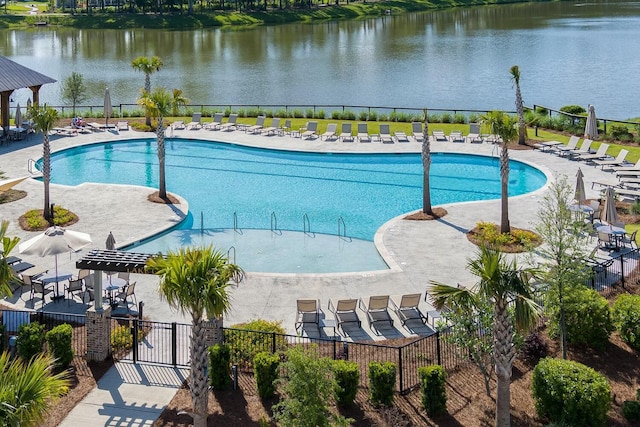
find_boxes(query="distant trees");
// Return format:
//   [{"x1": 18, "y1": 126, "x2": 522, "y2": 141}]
[{"x1": 60, "y1": 72, "x2": 87, "y2": 116}]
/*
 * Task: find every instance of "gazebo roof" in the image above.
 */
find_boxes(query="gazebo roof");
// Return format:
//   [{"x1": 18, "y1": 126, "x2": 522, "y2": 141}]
[
  {"x1": 76, "y1": 249, "x2": 156, "y2": 273},
  {"x1": 0, "y1": 56, "x2": 56, "y2": 92}
]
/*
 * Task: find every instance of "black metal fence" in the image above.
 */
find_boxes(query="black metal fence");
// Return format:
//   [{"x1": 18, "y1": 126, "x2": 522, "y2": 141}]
[
  {"x1": 222, "y1": 327, "x2": 464, "y2": 394},
  {"x1": 588, "y1": 247, "x2": 640, "y2": 296}
]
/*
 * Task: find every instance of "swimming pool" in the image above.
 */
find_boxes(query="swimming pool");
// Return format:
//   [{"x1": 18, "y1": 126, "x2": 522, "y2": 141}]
[{"x1": 45, "y1": 139, "x2": 546, "y2": 272}]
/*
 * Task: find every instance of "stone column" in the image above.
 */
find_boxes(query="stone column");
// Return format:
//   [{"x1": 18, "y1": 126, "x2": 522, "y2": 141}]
[{"x1": 86, "y1": 304, "x2": 112, "y2": 361}]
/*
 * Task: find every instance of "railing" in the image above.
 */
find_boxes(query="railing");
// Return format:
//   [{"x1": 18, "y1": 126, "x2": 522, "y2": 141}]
[
  {"x1": 233, "y1": 211, "x2": 238, "y2": 232},
  {"x1": 200, "y1": 211, "x2": 204, "y2": 236},
  {"x1": 587, "y1": 247, "x2": 640, "y2": 296},
  {"x1": 227, "y1": 246, "x2": 236, "y2": 265},
  {"x1": 338, "y1": 216, "x2": 346, "y2": 239},
  {"x1": 27, "y1": 158, "x2": 38, "y2": 174},
  {"x1": 303, "y1": 213, "x2": 312, "y2": 236},
  {"x1": 532, "y1": 104, "x2": 640, "y2": 135},
  {"x1": 270, "y1": 211, "x2": 279, "y2": 234}
]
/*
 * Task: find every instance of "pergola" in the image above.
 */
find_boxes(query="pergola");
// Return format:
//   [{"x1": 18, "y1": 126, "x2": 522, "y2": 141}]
[{"x1": 0, "y1": 56, "x2": 56, "y2": 136}]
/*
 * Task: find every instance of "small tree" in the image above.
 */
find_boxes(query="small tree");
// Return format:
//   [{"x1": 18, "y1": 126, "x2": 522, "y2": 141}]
[
  {"x1": 131, "y1": 55, "x2": 163, "y2": 126},
  {"x1": 60, "y1": 72, "x2": 87, "y2": 116},
  {"x1": 29, "y1": 104, "x2": 59, "y2": 222},
  {"x1": 422, "y1": 109, "x2": 434, "y2": 215},
  {"x1": 510, "y1": 65, "x2": 527, "y2": 145},
  {"x1": 171, "y1": 89, "x2": 189, "y2": 117},
  {"x1": 0, "y1": 220, "x2": 21, "y2": 298}
]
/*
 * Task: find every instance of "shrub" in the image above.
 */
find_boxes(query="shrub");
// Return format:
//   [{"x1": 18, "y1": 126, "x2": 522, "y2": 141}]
[
  {"x1": 472, "y1": 221, "x2": 541, "y2": 250},
  {"x1": 453, "y1": 113, "x2": 466, "y2": 124},
  {"x1": 358, "y1": 111, "x2": 368, "y2": 121},
  {"x1": 343, "y1": 110, "x2": 356, "y2": 121},
  {"x1": 292, "y1": 109, "x2": 304, "y2": 118},
  {"x1": 608, "y1": 124, "x2": 633, "y2": 141},
  {"x1": 532, "y1": 357, "x2": 611, "y2": 427},
  {"x1": 519, "y1": 332, "x2": 549, "y2": 365},
  {"x1": 45, "y1": 323, "x2": 74, "y2": 369},
  {"x1": 377, "y1": 113, "x2": 389, "y2": 122},
  {"x1": 418, "y1": 365, "x2": 447, "y2": 416},
  {"x1": 369, "y1": 361, "x2": 396, "y2": 406},
  {"x1": 225, "y1": 319, "x2": 287, "y2": 368},
  {"x1": 254, "y1": 351, "x2": 280, "y2": 399},
  {"x1": 440, "y1": 113, "x2": 452, "y2": 124},
  {"x1": 395, "y1": 112, "x2": 411, "y2": 123},
  {"x1": 110, "y1": 324, "x2": 133, "y2": 355},
  {"x1": 468, "y1": 113, "x2": 479, "y2": 124},
  {"x1": 315, "y1": 109, "x2": 325, "y2": 119},
  {"x1": 630, "y1": 201, "x2": 640, "y2": 215},
  {"x1": 559, "y1": 104, "x2": 586, "y2": 115},
  {"x1": 305, "y1": 108, "x2": 314, "y2": 119},
  {"x1": 623, "y1": 400, "x2": 640, "y2": 421},
  {"x1": 208, "y1": 343, "x2": 231, "y2": 390},
  {"x1": 17, "y1": 322, "x2": 45, "y2": 362},
  {"x1": 427, "y1": 113, "x2": 441, "y2": 123},
  {"x1": 547, "y1": 287, "x2": 614, "y2": 350},
  {"x1": 612, "y1": 294, "x2": 640, "y2": 350},
  {"x1": 275, "y1": 108, "x2": 288, "y2": 119},
  {"x1": 331, "y1": 110, "x2": 342, "y2": 120},
  {"x1": 333, "y1": 360, "x2": 359, "y2": 407},
  {"x1": 368, "y1": 110, "x2": 378, "y2": 122}
]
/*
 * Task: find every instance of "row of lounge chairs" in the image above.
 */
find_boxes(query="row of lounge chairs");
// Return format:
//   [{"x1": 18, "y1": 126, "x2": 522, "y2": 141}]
[
  {"x1": 296, "y1": 293, "x2": 440, "y2": 337},
  {"x1": 51, "y1": 121, "x2": 129, "y2": 136}
]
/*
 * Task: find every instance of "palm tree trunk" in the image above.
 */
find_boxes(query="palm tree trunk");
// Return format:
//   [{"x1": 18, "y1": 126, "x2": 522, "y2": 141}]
[
  {"x1": 43, "y1": 135, "x2": 52, "y2": 222},
  {"x1": 145, "y1": 76, "x2": 152, "y2": 127},
  {"x1": 515, "y1": 84, "x2": 526, "y2": 145},
  {"x1": 422, "y1": 131, "x2": 433, "y2": 215},
  {"x1": 190, "y1": 318, "x2": 209, "y2": 427},
  {"x1": 500, "y1": 145, "x2": 510, "y2": 234},
  {"x1": 157, "y1": 116, "x2": 167, "y2": 199},
  {"x1": 493, "y1": 299, "x2": 515, "y2": 427}
]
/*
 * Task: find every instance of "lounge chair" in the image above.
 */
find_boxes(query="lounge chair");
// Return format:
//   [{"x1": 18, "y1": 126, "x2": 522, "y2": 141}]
[
  {"x1": 576, "y1": 143, "x2": 609, "y2": 162},
  {"x1": 411, "y1": 122, "x2": 424, "y2": 142},
  {"x1": 449, "y1": 130, "x2": 465, "y2": 143},
  {"x1": 394, "y1": 131, "x2": 410, "y2": 142},
  {"x1": 614, "y1": 158, "x2": 640, "y2": 175},
  {"x1": 220, "y1": 113, "x2": 238, "y2": 131},
  {"x1": 117, "y1": 121, "x2": 129, "y2": 131},
  {"x1": 51, "y1": 127, "x2": 78, "y2": 136},
  {"x1": 565, "y1": 139, "x2": 593, "y2": 159},
  {"x1": 432, "y1": 129, "x2": 447, "y2": 142},
  {"x1": 262, "y1": 118, "x2": 281, "y2": 136},
  {"x1": 328, "y1": 299, "x2": 361, "y2": 332},
  {"x1": 485, "y1": 134, "x2": 503, "y2": 144},
  {"x1": 357, "y1": 123, "x2": 371, "y2": 143},
  {"x1": 187, "y1": 112, "x2": 202, "y2": 130},
  {"x1": 295, "y1": 299, "x2": 320, "y2": 332},
  {"x1": 204, "y1": 113, "x2": 224, "y2": 130},
  {"x1": 359, "y1": 295, "x2": 393, "y2": 334},
  {"x1": 340, "y1": 123, "x2": 354, "y2": 142},
  {"x1": 115, "y1": 281, "x2": 137, "y2": 309},
  {"x1": 466, "y1": 123, "x2": 483, "y2": 143},
  {"x1": 379, "y1": 124, "x2": 394, "y2": 143},
  {"x1": 301, "y1": 121, "x2": 318, "y2": 139},
  {"x1": 172, "y1": 120, "x2": 186, "y2": 130},
  {"x1": 554, "y1": 135, "x2": 581, "y2": 156},
  {"x1": 390, "y1": 293, "x2": 427, "y2": 327},
  {"x1": 594, "y1": 149, "x2": 629, "y2": 170},
  {"x1": 321, "y1": 123, "x2": 338, "y2": 140},
  {"x1": 247, "y1": 115, "x2": 266, "y2": 134},
  {"x1": 280, "y1": 119, "x2": 291, "y2": 136}
]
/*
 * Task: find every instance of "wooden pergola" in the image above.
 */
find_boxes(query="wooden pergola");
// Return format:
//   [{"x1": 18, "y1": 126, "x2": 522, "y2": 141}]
[{"x1": 0, "y1": 56, "x2": 56, "y2": 136}]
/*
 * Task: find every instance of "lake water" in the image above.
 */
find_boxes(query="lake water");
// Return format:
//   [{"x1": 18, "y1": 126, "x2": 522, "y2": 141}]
[{"x1": 2, "y1": 0, "x2": 640, "y2": 119}]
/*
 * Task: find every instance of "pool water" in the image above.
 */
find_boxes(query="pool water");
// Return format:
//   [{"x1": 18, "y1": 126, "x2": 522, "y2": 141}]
[{"x1": 46, "y1": 139, "x2": 546, "y2": 272}]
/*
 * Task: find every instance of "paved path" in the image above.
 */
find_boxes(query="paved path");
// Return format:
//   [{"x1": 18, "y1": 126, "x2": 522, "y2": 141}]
[{"x1": 0, "y1": 127, "x2": 619, "y2": 425}]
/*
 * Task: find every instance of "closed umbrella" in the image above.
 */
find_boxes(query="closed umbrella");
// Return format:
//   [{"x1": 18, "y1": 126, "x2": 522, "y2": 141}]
[
  {"x1": 601, "y1": 187, "x2": 619, "y2": 226},
  {"x1": 0, "y1": 176, "x2": 28, "y2": 194},
  {"x1": 585, "y1": 104, "x2": 598, "y2": 139},
  {"x1": 104, "y1": 87, "x2": 112, "y2": 127},
  {"x1": 15, "y1": 103, "x2": 22, "y2": 129},
  {"x1": 106, "y1": 231, "x2": 116, "y2": 250},
  {"x1": 574, "y1": 168, "x2": 586, "y2": 206}
]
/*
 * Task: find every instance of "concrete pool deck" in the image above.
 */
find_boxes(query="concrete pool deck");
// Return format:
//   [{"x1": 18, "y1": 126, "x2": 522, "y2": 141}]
[{"x1": 0, "y1": 127, "x2": 614, "y2": 339}]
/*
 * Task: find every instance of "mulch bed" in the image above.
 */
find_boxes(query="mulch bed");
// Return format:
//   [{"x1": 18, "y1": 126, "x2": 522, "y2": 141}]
[
  {"x1": 0, "y1": 189, "x2": 27, "y2": 204},
  {"x1": 148, "y1": 191, "x2": 181, "y2": 205}
]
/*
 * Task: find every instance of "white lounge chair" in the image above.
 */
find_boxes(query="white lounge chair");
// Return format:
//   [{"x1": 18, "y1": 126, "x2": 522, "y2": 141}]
[
  {"x1": 554, "y1": 135, "x2": 581, "y2": 155},
  {"x1": 466, "y1": 123, "x2": 483, "y2": 143},
  {"x1": 247, "y1": 115, "x2": 266, "y2": 134},
  {"x1": 379, "y1": 124, "x2": 394, "y2": 143},
  {"x1": 172, "y1": 120, "x2": 185, "y2": 130},
  {"x1": 340, "y1": 123, "x2": 354, "y2": 142},
  {"x1": 187, "y1": 112, "x2": 202, "y2": 130},
  {"x1": 357, "y1": 123, "x2": 371, "y2": 143},
  {"x1": 359, "y1": 295, "x2": 393, "y2": 334},
  {"x1": 321, "y1": 123, "x2": 338, "y2": 140},
  {"x1": 576, "y1": 143, "x2": 609, "y2": 162},
  {"x1": 613, "y1": 158, "x2": 640, "y2": 174},
  {"x1": 295, "y1": 299, "x2": 320, "y2": 332},
  {"x1": 394, "y1": 131, "x2": 410, "y2": 142},
  {"x1": 432, "y1": 129, "x2": 447, "y2": 142},
  {"x1": 449, "y1": 130, "x2": 465, "y2": 143},
  {"x1": 565, "y1": 139, "x2": 593, "y2": 159},
  {"x1": 411, "y1": 122, "x2": 424, "y2": 142},
  {"x1": 262, "y1": 117, "x2": 281, "y2": 136},
  {"x1": 328, "y1": 299, "x2": 361, "y2": 332},
  {"x1": 220, "y1": 113, "x2": 238, "y2": 131},
  {"x1": 594, "y1": 149, "x2": 629, "y2": 170},
  {"x1": 117, "y1": 121, "x2": 129, "y2": 131},
  {"x1": 301, "y1": 121, "x2": 318, "y2": 139},
  {"x1": 204, "y1": 112, "x2": 224, "y2": 130}
]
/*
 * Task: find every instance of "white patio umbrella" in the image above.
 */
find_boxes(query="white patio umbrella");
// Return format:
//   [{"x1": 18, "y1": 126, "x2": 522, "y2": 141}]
[
  {"x1": 104, "y1": 87, "x2": 112, "y2": 127},
  {"x1": 585, "y1": 104, "x2": 598, "y2": 139},
  {"x1": 14, "y1": 103, "x2": 22, "y2": 129},
  {"x1": 0, "y1": 176, "x2": 28, "y2": 194},
  {"x1": 574, "y1": 168, "x2": 586, "y2": 206},
  {"x1": 106, "y1": 231, "x2": 116, "y2": 250},
  {"x1": 601, "y1": 187, "x2": 619, "y2": 226},
  {"x1": 19, "y1": 226, "x2": 93, "y2": 290}
]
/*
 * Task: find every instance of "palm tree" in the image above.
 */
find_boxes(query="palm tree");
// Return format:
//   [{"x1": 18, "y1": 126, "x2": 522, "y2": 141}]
[
  {"x1": 481, "y1": 111, "x2": 518, "y2": 234},
  {"x1": 510, "y1": 65, "x2": 527, "y2": 145},
  {"x1": 131, "y1": 56, "x2": 164, "y2": 126},
  {"x1": 0, "y1": 220, "x2": 21, "y2": 298},
  {"x1": 146, "y1": 245, "x2": 244, "y2": 427},
  {"x1": 0, "y1": 351, "x2": 70, "y2": 426},
  {"x1": 138, "y1": 87, "x2": 174, "y2": 199},
  {"x1": 170, "y1": 89, "x2": 189, "y2": 117},
  {"x1": 422, "y1": 110, "x2": 434, "y2": 215},
  {"x1": 28, "y1": 104, "x2": 59, "y2": 223},
  {"x1": 429, "y1": 246, "x2": 540, "y2": 427}
]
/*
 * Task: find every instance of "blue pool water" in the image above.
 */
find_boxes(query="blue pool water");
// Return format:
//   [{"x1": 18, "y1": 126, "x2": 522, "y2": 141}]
[{"x1": 45, "y1": 139, "x2": 546, "y2": 272}]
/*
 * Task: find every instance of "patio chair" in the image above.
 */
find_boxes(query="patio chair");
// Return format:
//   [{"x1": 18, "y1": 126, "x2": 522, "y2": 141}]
[
  {"x1": 262, "y1": 118, "x2": 281, "y2": 136},
  {"x1": 118, "y1": 271, "x2": 130, "y2": 285},
  {"x1": 220, "y1": 113, "x2": 238, "y2": 131},
  {"x1": 328, "y1": 299, "x2": 361, "y2": 332},
  {"x1": 621, "y1": 230, "x2": 638, "y2": 249},
  {"x1": 554, "y1": 135, "x2": 580, "y2": 155},
  {"x1": 301, "y1": 121, "x2": 318, "y2": 139},
  {"x1": 171, "y1": 120, "x2": 185, "y2": 130},
  {"x1": 340, "y1": 123, "x2": 354, "y2": 142},
  {"x1": 357, "y1": 123, "x2": 371, "y2": 143},
  {"x1": 280, "y1": 119, "x2": 291, "y2": 136},
  {"x1": 563, "y1": 138, "x2": 592, "y2": 159},
  {"x1": 467, "y1": 123, "x2": 483, "y2": 143},
  {"x1": 115, "y1": 281, "x2": 137, "y2": 308},
  {"x1": 117, "y1": 121, "x2": 129, "y2": 131},
  {"x1": 247, "y1": 115, "x2": 266, "y2": 134},
  {"x1": 390, "y1": 293, "x2": 427, "y2": 327},
  {"x1": 594, "y1": 149, "x2": 629, "y2": 170},
  {"x1": 394, "y1": 130, "x2": 410, "y2": 142},
  {"x1": 411, "y1": 122, "x2": 424, "y2": 142},
  {"x1": 379, "y1": 124, "x2": 394, "y2": 143},
  {"x1": 65, "y1": 279, "x2": 84, "y2": 305},
  {"x1": 449, "y1": 130, "x2": 465, "y2": 143},
  {"x1": 614, "y1": 158, "x2": 640, "y2": 175},
  {"x1": 28, "y1": 279, "x2": 52, "y2": 308},
  {"x1": 295, "y1": 299, "x2": 320, "y2": 332},
  {"x1": 204, "y1": 112, "x2": 224, "y2": 130},
  {"x1": 321, "y1": 123, "x2": 338, "y2": 140},
  {"x1": 597, "y1": 231, "x2": 615, "y2": 250},
  {"x1": 432, "y1": 129, "x2": 447, "y2": 142},
  {"x1": 359, "y1": 295, "x2": 393, "y2": 334},
  {"x1": 187, "y1": 112, "x2": 202, "y2": 130},
  {"x1": 576, "y1": 143, "x2": 609, "y2": 162}
]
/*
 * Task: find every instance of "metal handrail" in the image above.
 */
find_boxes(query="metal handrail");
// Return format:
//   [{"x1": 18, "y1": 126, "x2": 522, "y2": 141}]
[
  {"x1": 27, "y1": 158, "x2": 38, "y2": 174},
  {"x1": 227, "y1": 246, "x2": 236, "y2": 265},
  {"x1": 303, "y1": 213, "x2": 311, "y2": 235},
  {"x1": 270, "y1": 211, "x2": 277, "y2": 233},
  {"x1": 233, "y1": 211, "x2": 238, "y2": 231},
  {"x1": 338, "y1": 216, "x2": 346, "y2": 239},
  {"x1": 200, "y1": 211, "x2": 204, "y2": 236}
]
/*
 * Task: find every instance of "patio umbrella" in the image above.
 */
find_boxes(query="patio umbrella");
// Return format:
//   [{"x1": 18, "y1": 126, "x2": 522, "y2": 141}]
[
  {"x1": 18, "y1": 226, "x2": 92, "y2": 289},
  {"x1": 104, "y1": 87, "x2": 112, "y2": 127},
  {"x1": 14, "y1": 103, "x2": 22, "y2": 128},
  {"x1": 585, "y1": 104, "x2": 598, "y2": 139},
  {"x1": 106, "y1": 231, "x2": 116, "y2": 250},
  {"x1": 0, "y1": 176, "x2": 28, "y2": 194},
  {"x1": 574, "y1": 168, "x2": 586, "y2": 206},
  {"x1": 601, "y1": 187, "x2": 619, "y2": 226}
]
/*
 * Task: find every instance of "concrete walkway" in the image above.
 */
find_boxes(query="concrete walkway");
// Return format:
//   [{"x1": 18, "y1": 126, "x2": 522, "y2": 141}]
[{"x1": 0, "y1": 127, "x2": 619, "y2": 425}]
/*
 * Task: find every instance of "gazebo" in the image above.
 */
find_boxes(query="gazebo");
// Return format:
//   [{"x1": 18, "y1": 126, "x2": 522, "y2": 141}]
[{"x1": 0, "y1": 55, "x2": 56, "y2": 136}]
